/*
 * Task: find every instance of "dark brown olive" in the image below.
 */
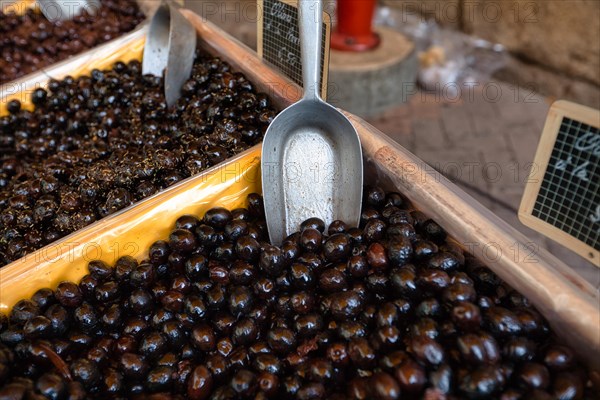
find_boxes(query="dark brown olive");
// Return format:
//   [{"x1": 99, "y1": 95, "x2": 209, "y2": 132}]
[
  {"x1": 319, "y1": 268, "x2": 348, "y2": 292},
  {"x1": 228, "y1": 286, "x2": 254, "y2": 317},
  {"x1": 386, "y1": 236, "x2": 413, "y2": 267},
  {"x1": 417, "y1": 268, "x2": 450, "y2": 292},
  {"x1": 428, "y1": 252, "x2": 461, "y2": 272},
  {"x1": 87, "y1": 260, "x2": 112, "y2": 281},
  {"x1": 443, "y1": 282, "x2": 477, "y2": 304},
  {"x1": 290, "y1": 291, "x2": 315, "y2": 314},
  {"x1": 119, "y1": 352, "x2": 149, "y2": 380},
  {"x1": 365, "y1": 186, "x2": 386, "y2": 208},
  {"x1": 191, "y1": 324, "x2": 216, "y2": 352},
  {"x1": 149, "y1": 241, "x2": 171, "y2": 265},
  {"x1": 267, "y1": 328, "x2": 296, "y2": 354},
  {"x1": 23, "y1": 316, "x2": 52, "y2": 339},
  {"x1": 289, "y1": 262, "x2": 315, "y2": 289},
  {"x1": 410, "y1": 318, "x2": 439, "y2": 340},
  {"x1": 394, "y1": 359, "x2": 426, "y2": 394},
  {"x1": 543, "y1": 344, "x2": 574, "y2": 371},
  {"x1": 348, "y1": 338, "x2": 376, "y2": 369},
  {"x1": 451, "y1": 302, "x2": 481, "y2": 332},
  {"x1": 386, "y1": 223, "x2": 417, "y2": 242},
  {"x1": 323, "y1": 234, "x2": 351, "y2": 262},
  {"x1": 367, "y1": 242, "x2": 388, "y2": 270},
  {"x1": 0, "y1": 187, "x2": 592, "y2": 399},
  {"x1": 300, "y1": 228, "x2": 322, "y2": 252},
  {"x1": 347, "y1": 377, "x2": 370, "y2": 400},
  {"x1": 371, "y1": 372, "x2": 400, "y2": 400},
  {"x1": 485, "y1": 307, "x2": 522, "y2": 338},
  {"x1": 551, "y1": 372, "x2": 584, "y2": 400},
  {"x1": 329, "y1": 291, "x2": 364, "y2": 320},
  {"x1": 415, "y1": 298, "x2": 442, "y2": 319},
  {"x1": 363, "y1": 219, "x2": 386, "y2": 242},
  {"x1": 503, "y1": 337, "x2": 536, "y2": 363},
  {"x1": 408, "y1": 336, "x2": 445, "y2": 366},
  {"x1": 390, "y1": 266, "x2": 418, "y2": 299},
  {"x1": 413, "y1": 239, "x2": 438, "y2": 260},
  {"x1": 516, "y1": 362, "x2": 550, "y2": 389},
  {"x1": 169, "y1": 229, "x2": 197, "y2": 253},
  {"x1": 514, "y1": 308, "x2": 547, "y2": 339},
  {"x1": 187, "y1": 366, "x2": 213, "y2": 400},
  {"x1": 347, "y1": 255, "x2": 369, "y2": 277},
  {"x1": 297, "y1": 382, "x2": 325, "y2": 400},
  {"x1": 235, "y1": 235, "x2": 260, "y2": 261},
  {"x1": 456, "y1": 332, "x2": 500, "y2": 365},
  {"x1": 259, "y1": 245, "x2": 285, "y2": 277},
  {"x1": 204, "y1": 207, "x2": 232, "y2": 229},
  {"x1": 70, "y1": 358, "x2": 100, "y2": 389},
  {"x1": 55, "y1": 282, "x2": 83, "y2": 308},
  {"x1": 419, "y1": 219, "x2": 447, "y2": 243},
  {"x1": 458, "y1": 365, "x2": 504, "y2": 398},
  {"x1": 300, "y1": 218, "x2": 325, "y2": 233}
]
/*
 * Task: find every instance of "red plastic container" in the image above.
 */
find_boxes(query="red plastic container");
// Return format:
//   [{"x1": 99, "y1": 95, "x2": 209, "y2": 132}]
[{"x1": 331, "y1": 0, "x2": 380, "y2": 52}]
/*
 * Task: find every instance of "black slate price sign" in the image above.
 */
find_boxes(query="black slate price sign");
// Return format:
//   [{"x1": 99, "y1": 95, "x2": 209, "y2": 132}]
[
  {"x1": 257, "y1": 0, "x2": 331, "y2": 99},
  {"x1": 519, "y1": 100, "x2": 600, "y2": 264}
]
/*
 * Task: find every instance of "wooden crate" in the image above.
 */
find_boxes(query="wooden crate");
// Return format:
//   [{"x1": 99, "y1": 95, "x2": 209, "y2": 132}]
[{"x1": 0, "y1": 8, "x2": 598, "y2": 373}]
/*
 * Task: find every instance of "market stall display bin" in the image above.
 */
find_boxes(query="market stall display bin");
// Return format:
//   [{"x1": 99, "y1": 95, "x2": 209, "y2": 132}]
[
  {"x1": 0, "y1": 6, "x2": 598, "y2": 380},
  {"x1": 0, "y1": 6, "x2": 279, "y2": 268}
]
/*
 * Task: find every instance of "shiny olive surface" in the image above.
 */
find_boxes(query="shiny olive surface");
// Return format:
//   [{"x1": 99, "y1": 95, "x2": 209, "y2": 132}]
[
  {"x1": 0, "y1": 0, "x2": 144, "y2": 84},
  {"x1": 0, "y1": 188, "x2": 593, "y2": 399},
  {"x1": 0, "y1": 50, "x2": 275, "y2": 268}
]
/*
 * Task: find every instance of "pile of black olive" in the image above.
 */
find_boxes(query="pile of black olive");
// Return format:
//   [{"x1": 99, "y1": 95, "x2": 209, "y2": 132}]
[
  {"x1": 0, "y1": 0, "x2": 145, "y2": 84},
  {"x1": 0, "y1": 54, "x2": 276, "y2": 267},
  {"x1": 0, "y1": 187, "x2": 594, "y2": 399}
]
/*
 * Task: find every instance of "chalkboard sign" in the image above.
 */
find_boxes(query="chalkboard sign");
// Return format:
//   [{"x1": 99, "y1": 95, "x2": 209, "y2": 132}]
[
  {"x1": 519, "y1": 100, "x2": 600, "y2": 265},
  {"x1": 257, "y1": 0, "x2": 330, "y2": 99}
]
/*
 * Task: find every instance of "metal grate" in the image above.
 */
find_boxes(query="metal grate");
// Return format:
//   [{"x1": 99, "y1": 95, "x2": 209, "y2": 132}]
[
  {"x1": 532, "y1": 117, "x2": 600, "y2": 251},
  {"x1": 261, "y1": 0, "x2": 327, "y2": 91}
]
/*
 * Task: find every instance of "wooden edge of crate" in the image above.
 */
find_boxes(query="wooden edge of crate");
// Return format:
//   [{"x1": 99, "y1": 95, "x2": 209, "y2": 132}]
[
  {"x1": 0, "y1": 147, "x2": 263, "y2": 312},
  {"x1": 183, "y1": 10, "x2": 600, "y2": 369},
  {"x1": 1, "y1": 0, "x2": 35, "y2": 15},
  {"x1": 0, "y1": 8, "x2": 302, "y2": 312},
  {"x1": 0, "y1": 0, "x2": 158, "y2": 95},
  {"x1": 0, "y1": 24, "x2": 149, "y2": 116},
  {"x1": 518, "y1": 100, "x2": 600, "y2": 264}
]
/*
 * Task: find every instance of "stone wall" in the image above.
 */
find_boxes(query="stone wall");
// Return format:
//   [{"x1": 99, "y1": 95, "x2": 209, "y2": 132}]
[{"x1": 383, "y1": 0, "x2": 600, "y2": 108}]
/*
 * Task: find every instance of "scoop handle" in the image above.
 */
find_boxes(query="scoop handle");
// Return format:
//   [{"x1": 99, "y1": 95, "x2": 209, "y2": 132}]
[{"x1": 299, "y1": 0, "x2": 323, "y2": 101}]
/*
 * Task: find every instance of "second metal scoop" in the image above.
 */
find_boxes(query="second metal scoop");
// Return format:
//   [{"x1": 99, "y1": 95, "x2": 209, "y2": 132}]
[
  {"x1": 142, "y1": 1, "x2": 196, "y2": 107},
  {"x1": 262, "y1": 0, "x2": 363, "y2": 245}
]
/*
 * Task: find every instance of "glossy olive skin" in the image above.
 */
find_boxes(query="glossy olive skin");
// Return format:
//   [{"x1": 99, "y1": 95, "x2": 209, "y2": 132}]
[
  {"x1": 0, "y1": 51, "x2": 275, "y2": 268},
  {"x1": 0, "y1": 1, "x2": 145, "y2": 84},
  {"x1": 0, "y1": 189, "x2": 593, "y2": 399}
]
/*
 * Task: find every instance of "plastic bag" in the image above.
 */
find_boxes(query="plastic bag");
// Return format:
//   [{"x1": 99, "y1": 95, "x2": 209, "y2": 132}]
[{"x1": 375, "y1": 6, "x2": 507, "y2": 92}]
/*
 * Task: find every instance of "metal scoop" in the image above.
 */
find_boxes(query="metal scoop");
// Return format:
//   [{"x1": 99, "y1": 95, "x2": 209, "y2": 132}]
[
  {"x1": 142, "y1": 0, "x2": 196, "y2": 107},
  {"x1": 37, "y1": 0, "x2": 101, "y2": 22},
  {"x1": 261, "y1": 0, "x2": 363, "y2": 245}
]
